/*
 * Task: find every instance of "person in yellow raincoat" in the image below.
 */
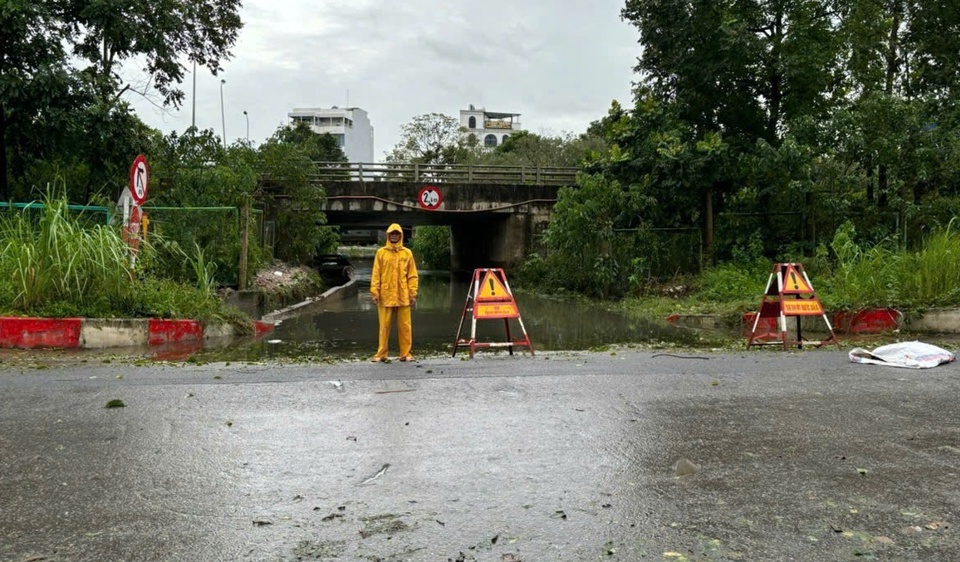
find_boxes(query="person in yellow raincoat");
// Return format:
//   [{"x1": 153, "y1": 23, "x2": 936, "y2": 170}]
[{"x1": 370, "y1": 223, "x2": 419, "y2": 362}]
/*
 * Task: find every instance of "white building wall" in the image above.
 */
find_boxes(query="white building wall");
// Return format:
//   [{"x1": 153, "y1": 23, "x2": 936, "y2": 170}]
[
  {"x1": 344, "y1": 109, "x2": 374, "y2": 163},
  {"x1": 287, "y1": 107, "x2": 374, "y2": 163},
  {"x1": 459, "y1": 106, "x2": 522, "y2": 149}
]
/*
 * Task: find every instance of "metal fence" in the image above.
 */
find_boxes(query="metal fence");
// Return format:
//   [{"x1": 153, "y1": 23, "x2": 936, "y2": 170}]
[
  {"x1": 308, "y1": 161, "x2": 579, "y2": 186},
  {"x1": 142, "y1": 206, "x2": 265, "y2": 287},
  {"x1": 0, "y1": 202, "x2": 112, "y2": 225}
]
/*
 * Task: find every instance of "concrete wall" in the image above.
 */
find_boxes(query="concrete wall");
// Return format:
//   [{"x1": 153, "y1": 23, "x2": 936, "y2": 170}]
[{"x1": 905, "y1": 309, "x2": 960, "y2": 333}]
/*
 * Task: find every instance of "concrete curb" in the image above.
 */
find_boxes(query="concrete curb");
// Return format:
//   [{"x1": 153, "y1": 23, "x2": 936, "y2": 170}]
[
  {"x1": 0, "y1": 279, "x2": 361, "y2": 351},
  {"x1": 0, "y1": 317, "x2": 275, "y2": 350},
  {"x1": 261, "y1": 278, "x2": 360, "y2": 325},
  {"x1": 670, "y1": 308, "x2": 960, "y2": 335}
]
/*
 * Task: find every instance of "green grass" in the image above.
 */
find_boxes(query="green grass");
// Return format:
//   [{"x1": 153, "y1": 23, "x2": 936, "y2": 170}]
[
  {"x1": 0, "y1": 192, "x2": 133, "y2": 315},
  {"x1": 0, "y1": 189, "x2": 251, "y2": 330},
  {"x1": 618, "y1": 220, "x2": 960, "y2": 320}
]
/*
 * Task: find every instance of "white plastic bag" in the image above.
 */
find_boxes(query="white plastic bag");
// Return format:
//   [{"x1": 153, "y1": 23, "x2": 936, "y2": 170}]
[{"x1": 849, "y1": 341, "x2": 955, "y2": 369}]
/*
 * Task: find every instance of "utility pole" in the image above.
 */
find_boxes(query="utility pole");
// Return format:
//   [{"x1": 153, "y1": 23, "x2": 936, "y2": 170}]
[
  {"x1": 220, "y1": 79, "x2": 226, "y2": 148},
  {"x1": 243, "y1": 110, "x2": 249, "y2": 142}
]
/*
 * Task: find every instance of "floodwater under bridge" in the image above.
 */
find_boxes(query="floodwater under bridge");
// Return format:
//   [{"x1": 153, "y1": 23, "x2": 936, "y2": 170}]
[{"x1": 307, "y1": 161, "x2": 579, "y2": 272}]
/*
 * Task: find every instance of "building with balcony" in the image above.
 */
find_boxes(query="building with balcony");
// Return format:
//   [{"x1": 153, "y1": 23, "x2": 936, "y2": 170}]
[
  {"x1": 288, "y1": 107, "x2": 374, "y2": 162},
  {"x1": 460, "y1": 105, "x2": 522, "y2": 149}
]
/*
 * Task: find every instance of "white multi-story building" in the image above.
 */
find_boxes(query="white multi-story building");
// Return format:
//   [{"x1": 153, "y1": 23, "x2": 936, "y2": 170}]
[
  {"x1": 460, "y1": 105, "x2": 522, "y2": 149},
  {"x1": 287, "y1": 107, "x2": 374, "y2": 162}
]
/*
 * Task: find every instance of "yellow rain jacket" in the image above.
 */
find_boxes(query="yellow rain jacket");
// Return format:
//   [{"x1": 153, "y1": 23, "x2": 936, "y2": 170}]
[{"x1": 371, "y1": 224, "x2": 418, "y2": 307}]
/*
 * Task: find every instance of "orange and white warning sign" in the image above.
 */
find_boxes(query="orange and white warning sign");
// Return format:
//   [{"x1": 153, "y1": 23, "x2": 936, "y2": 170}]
[
  {"x1": 781, "y1": 264, "x2": 813, "y2": 295},
  {"x1": 475, "y1": 302, "x2": 520, "y2": 319},
  {"x1": 475, "y1": 270, "x2": 519, "y2": 318},
  {"x1": 782, "y1": 299, "x2": 824, "y2": 316},
  {"x1": 747, "y1": 262, "x2": 839, "y2": 350},
  {"x1": 453, "y1": 268, "x2": 534, "y2": 358},
  {"x1": 477, "y1": 270, "x2": 511, "y2": 301}
]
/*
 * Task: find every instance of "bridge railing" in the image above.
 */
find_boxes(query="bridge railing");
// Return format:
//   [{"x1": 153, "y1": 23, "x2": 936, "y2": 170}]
[{"x1": 308, "y1": 161, "x2": 579, "y2": 186}]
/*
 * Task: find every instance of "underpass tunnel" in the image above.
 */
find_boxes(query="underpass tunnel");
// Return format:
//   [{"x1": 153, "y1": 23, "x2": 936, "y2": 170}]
[
  {"x1": 450, "y1": 214, "x2": 530, "y2": 273},
  {"x1": 324, "y1": 199, "x2": 547, "y2": 275}
]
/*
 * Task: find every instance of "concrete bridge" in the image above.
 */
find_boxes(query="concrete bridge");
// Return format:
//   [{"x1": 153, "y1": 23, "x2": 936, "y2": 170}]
[{"x1": 312, "y1": 162, "x2": 579, "y2": 272}]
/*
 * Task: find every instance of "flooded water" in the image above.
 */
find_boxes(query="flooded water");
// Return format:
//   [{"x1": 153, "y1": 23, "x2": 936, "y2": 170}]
[{"x1": 198, "y1": 260, "x2": 733, "y2": 362}]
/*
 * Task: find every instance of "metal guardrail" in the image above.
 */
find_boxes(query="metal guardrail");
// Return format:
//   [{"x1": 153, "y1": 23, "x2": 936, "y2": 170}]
[{"x1": 308, "y1": 162, "x2": 579, "y2": 186}]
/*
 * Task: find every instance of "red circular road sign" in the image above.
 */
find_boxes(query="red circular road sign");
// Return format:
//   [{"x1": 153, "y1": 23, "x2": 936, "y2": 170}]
[
  {"x1": 418, "y1": 185, "x2": 443, "y2": 210},
  {"x1": 129, "y1": 154, "x2": 149, "y2": 205}
]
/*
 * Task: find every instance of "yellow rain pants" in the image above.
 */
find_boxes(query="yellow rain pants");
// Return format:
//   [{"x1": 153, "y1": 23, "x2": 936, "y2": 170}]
[{"x1": 373, "y1": 305, "x2": 413, "y2": 360}]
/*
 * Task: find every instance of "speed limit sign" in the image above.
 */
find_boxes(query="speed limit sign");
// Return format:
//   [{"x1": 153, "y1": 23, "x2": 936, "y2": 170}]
[{"x1": 418, "y1": 185, "x2": 442, "y2": 210}]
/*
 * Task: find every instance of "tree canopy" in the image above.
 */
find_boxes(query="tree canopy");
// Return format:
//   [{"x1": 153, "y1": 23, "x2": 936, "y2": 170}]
[
  {"x1": 527, "y1": 0, "x2": 960, "y2": 298},
  {"x1": 0, "y1": 0, "x2": 243, "y2": 200},
  {"x1": 386, "y1": 113, "x2": 606, "y2": 168}
]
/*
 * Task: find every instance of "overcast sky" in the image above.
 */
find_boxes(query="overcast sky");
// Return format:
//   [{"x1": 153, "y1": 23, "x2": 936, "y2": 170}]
[{"x1": 126, "y1": 0, "x2": 640, "y2": 159}]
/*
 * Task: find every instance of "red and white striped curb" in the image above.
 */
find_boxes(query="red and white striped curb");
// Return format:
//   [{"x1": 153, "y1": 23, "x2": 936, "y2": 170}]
[{"x1": 0, "y1": 317, "x2": 274, "y2": 350}]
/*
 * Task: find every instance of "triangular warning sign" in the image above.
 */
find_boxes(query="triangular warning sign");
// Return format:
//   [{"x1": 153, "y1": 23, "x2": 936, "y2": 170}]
[
  {"x1": 454, "y1": 268, "x2": 534, "y2": 359},
  {"x1": 747, "y1": 262, "x2": 839, "y2": 351},
  {"x1": 477, "y1": 270, "x2": 511, "y2": 301},
  {"x1": 781, "y1": 264, "x2": 814, "y2": 295}
]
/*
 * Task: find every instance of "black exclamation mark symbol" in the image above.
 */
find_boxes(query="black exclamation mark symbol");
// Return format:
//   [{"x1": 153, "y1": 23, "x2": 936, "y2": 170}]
[
  {"x1": 489, "y1": 278, "x2": 496, "y2": 296},
  {"x1": 790, "y1": 272, "x2": 799, "y2": 291}
]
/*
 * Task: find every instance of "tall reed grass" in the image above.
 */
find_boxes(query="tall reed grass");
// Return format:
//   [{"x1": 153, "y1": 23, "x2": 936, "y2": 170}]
[
  {"x1": 794, "y1": 220, "x2": 960, "y2": 312},
  {"x1": 896, "y1": 219, "x2": 960, "y2": 307},
  {"x1": 0, "y1": 189, "x2": 245, "y2": 325},
  {"x1": 641, "y1": 220, "x2": 960, "y2": 320},
  {"x1": 0, "y1": 192, "x2": 132, "y2": 315},
  {"x1": 817, "y1": 223, "x2": 902, "y2": 309}
]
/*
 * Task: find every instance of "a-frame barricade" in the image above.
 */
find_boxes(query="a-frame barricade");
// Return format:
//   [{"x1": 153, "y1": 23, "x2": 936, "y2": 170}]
[
  {"x1": 747, "y1": 262, "x2": 840, "y2": 350},
  {"x1": 453, "y1": 268, "x2": 534, "y2": 358}
]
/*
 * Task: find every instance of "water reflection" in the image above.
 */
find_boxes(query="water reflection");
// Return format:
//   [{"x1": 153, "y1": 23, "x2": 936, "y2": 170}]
[{"x1": 199, "y1": 262, "x2": 721, "y2": 362}]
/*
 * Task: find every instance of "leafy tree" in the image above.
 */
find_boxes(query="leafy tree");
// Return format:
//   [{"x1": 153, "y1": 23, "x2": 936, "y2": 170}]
[
  {"x1": 0, "y1": 0, "x2": 243, "y2": 200},
  {"x1": 0, "y1": 1, "x2": 76, "y2": 199},
  {"x1": 148, "y1": 129, "x2": 254, "y2": 207},
  {"x1": 143, "y1": 129, "x2": 258, "y2": 285},
  {"x1": 386, "y1": 113, "x2": 473, "y2": 165},
  {"x1": 535, "y1": 173, "x2": 662, "y2": 298},
  {"x1": 258, "y1": 124, "x2": 344, "y2": 263},
  {"x1": 409, "y1": 225, "x2": 451, "y2": 270},
  {"x1": 908, "y1": 1, "x2": 960, "y2": 101},
  {"x1": 62, "y1": 0, "x2": 242, "y2": 107},
  {"x1": 618, "y1": 0, "x2": 848, "y2": 255},
  {"x1": 480, "y1": 130, "x2": 607, "y2": 168},
  {"x1": 12, "y1": 103, "x2": 154, "y2": 203},
  {"x1": 273, "y1": 122, "x2": 347, "y2": 163},
  {"x1": 584, "y1": 94, "x2": 730, "y2": 254}
]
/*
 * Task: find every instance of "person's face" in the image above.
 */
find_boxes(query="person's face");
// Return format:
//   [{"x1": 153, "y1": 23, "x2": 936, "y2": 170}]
[{"x1": 388, "y1": 231, "x2": 401, "y2": 243}]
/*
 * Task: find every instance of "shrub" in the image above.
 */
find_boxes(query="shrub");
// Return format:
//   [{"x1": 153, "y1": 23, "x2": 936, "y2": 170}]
[{"x1": 410, "y1": 225, "x2": 451, "y2": 270}]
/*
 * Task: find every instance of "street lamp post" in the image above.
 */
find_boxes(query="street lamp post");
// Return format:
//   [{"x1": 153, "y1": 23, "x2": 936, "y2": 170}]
[
  {"x1": 243, "y1": 110, "x2": 249, "y2": 142},
  {"x1": 219, "y1": 79, "x2": 226, "y2": 148},
  {"x1": 191, "y1": 61, "x2": 196, "y2": 130}
]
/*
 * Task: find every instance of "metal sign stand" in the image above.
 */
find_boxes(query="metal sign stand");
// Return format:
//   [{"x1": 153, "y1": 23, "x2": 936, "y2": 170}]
[
  {"x1": 747, "y1": 262, "x2": 839, "y2": 350},
  {"x1": 453, "y1": 268, "x2": 534, "y2": 359}
]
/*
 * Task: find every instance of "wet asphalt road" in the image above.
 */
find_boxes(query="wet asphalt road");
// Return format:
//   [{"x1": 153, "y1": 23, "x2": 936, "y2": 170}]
[{"x1": 1, "y1": 348, "x2": 959, "y2": 562}]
